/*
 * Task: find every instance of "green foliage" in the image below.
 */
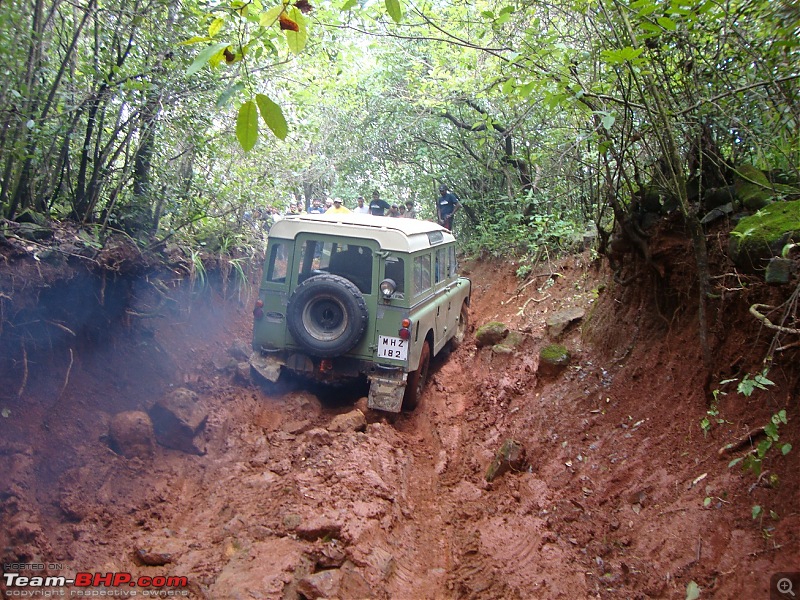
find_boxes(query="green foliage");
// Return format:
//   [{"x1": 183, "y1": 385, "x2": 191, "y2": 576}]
[
  {"x1": 700, "y1": 387, "x2": 728, "y2": 437},
  {"x1": 728, "y1": 409, "x2": 791, "y2": 477},
  {"x1": 460, "y1": 193, "x2": 585, "y2": 265},
  {"x1": 737, "y1": 371, "x2": 775, "y2": 397},
  {"x1": 1, "y1": 0, "x2": 797, "y2": 267}
]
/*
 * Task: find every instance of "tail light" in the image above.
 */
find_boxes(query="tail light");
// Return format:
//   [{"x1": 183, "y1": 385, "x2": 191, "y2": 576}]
[
  {"x1": 319, "y1": 359, "x2": 333, "y2": 373},
  {"x1": 253, "y1": 299, "x2": 264, "y2": 320},
  {"x1": 399, "y1": 318, "x2": 411, "y2": 340}
]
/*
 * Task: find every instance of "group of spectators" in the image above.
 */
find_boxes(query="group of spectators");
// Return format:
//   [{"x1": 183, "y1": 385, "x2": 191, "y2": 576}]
[
  {"x1": 279, "y1": 190, "x2": 421, "y2": 219},
  {"x1": 247, "y1": 183, "x2": 461, "y2": 232}
]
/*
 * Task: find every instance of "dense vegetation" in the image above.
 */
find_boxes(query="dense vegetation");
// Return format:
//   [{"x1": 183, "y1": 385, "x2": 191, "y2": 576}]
[{"x1": 1, "y1": 0, "x2": 797, "y2": 259}]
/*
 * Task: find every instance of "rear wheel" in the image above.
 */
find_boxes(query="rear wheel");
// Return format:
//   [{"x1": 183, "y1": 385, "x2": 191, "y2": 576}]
[
  {"x1": 450, "y1": 302, "x2": 469, "y2": 350},
  {"x1": 403, "y1": 340, "x2": 431, "y2": 411}
]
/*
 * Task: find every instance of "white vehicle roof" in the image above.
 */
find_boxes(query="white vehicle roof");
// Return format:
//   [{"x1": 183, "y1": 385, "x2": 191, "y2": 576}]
[{"x1": 269, "y1": 213, "x2": 455, "y2": 253}]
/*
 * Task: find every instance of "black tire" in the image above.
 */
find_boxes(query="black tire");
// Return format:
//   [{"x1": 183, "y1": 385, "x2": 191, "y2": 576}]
[
  {"x1": 287, "y1": 273, "x2": 369, "y2": 358},
  {"x1": 403, "y1": 340, "x2": 431, "y2": 411},
  {"x1": 450, "y1": 302, "x2": 469, "y2": 351}
]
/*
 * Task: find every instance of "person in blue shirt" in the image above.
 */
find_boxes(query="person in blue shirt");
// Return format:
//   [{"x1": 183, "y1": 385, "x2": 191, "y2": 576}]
[
  {"x1": 308, "y1": 198, "x2": 325, "y2": 214},
  {"x1": 369, "y1": 190, "x2": 391, "y2": 216},
  {"x1": 436, "y1": 184, "x2": 461, "y2": 232}
]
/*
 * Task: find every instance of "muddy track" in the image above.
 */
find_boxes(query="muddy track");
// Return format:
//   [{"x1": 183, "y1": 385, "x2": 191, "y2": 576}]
[{"x1": 1, "y1": 254, "x2": 798, "y2": 599}]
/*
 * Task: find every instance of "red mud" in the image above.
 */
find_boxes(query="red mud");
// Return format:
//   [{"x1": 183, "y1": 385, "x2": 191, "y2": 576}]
[{"x1": 1, "y1": 231, "x2": 798, "y2": 599}]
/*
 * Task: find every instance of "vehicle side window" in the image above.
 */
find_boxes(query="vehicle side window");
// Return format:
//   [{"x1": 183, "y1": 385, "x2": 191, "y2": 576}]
[
  {"x1": 413, "y1": 254, "x2": 432, "y2": 298},
  {"x1": 435, "y1": 248, "x2": 447, "y2": 284},
  {"x1": 448, "y1": 245, "x2": 457, "y2": 277},
  {"x1": 266, "y1": 241, "x2": 288, "y2": 283}
]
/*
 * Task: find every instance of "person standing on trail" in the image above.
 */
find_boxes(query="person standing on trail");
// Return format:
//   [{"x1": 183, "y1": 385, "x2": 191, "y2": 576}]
[
  {"x1": 403, "y1": 200, "x2": 417, "y2": 218},
  {"x1": 436, "y1": 183, "x2": 461, "y2": 232},
  {"x1": 369, "y1": 190, "x2": 391, "y2": 216}
]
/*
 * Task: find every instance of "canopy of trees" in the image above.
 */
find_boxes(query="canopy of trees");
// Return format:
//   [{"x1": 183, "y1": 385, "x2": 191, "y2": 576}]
[{"x1": 1, "y1": 0, "x2": 797, "y2": 257}]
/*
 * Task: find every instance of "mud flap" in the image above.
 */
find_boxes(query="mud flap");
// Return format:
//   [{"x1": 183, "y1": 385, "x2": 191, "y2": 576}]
[
  {"x1": 367, "y1": 373, "x2": 407, "y2": 413},
  {"x1": 249, "y1": 352, "x2": 283, "y2": 382}
]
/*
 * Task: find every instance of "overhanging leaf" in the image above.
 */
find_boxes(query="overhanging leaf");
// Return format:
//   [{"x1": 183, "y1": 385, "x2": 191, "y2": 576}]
[
  {"x1": 260, "y1": 5, "x2": 284, "y2": 27},
  {"x1": 385, "y1": 0, "x2": 402, "y2": 23},
  {"x1": 187, "y1": 42, "x2": 230, "y2": 76},
  {"x1": 237, "y1": 100, "x2": 259, "y2": 152},
  {"x1": 283, "y1": 7, "x2": 307, "y2": 53},
  {"x1": 209, "y1": 17, "x2": 225, "y2": 37},
  {"x1": 256, "y1": 93, "x2": 288, "y2": 140},
  {"x1": 657, "y1": 16, "x2": 677, "y2": 30},
  {"x1": 180, "y1": 35, "x2": 212, "y2": 46}
]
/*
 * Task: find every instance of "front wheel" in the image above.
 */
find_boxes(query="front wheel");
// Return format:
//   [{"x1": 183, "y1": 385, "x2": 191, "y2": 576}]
[{"x1": 403, "y1": 341, "x2": 431, "y2": 411}]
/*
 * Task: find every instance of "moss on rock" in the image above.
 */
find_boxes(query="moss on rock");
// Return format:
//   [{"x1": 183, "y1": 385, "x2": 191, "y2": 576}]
[
  {"x1": 734, "y1": 165, "x2": 773, "y2": 210},
  {"x1": 475, "y1": 321, "x2": 509, "y2": 348},
  {"x1": 539, "y1": 343, "x2": 571, "y2": 377},
  {"x1": 729, "y1": 199, "x2": 800, "y2": 272}
]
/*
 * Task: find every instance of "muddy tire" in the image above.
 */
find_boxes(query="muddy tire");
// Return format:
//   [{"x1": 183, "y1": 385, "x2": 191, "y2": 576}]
[
  {"x1": 403, "y1": 340, "x2": 431, "y2": 411},
  {"x1": 287, "y1": 274, "x2": 369, "y2": 358},
  {"x1": 450, "y1": 302, "x2": 469, "y2": 351}
]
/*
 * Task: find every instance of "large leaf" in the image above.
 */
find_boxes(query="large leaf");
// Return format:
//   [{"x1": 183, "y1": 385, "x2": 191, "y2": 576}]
[
  {"x1": 385, "y1": 0, "x2": 402, "y2": 23},
  {"x1": 256, "y1": 94, "x2": 288, "y2": 140},
  {"x1": 186, "y1": 42, "x2": 230, "y2": 76},
  {"x1": 283, "y1": 7, "x2": 307, "y2": 53},
  {"x1": 237, "y1": 100, "x2": 260, "y2": 152},
  {"x1": 260, "y1": 5, "x2": 284, "y2": 27}
]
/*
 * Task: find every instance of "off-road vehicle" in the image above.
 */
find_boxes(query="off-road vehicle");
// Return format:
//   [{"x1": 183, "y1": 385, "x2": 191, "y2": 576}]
[{"x1": 250, "y1": 213, "x2": 471, "y2": 412}]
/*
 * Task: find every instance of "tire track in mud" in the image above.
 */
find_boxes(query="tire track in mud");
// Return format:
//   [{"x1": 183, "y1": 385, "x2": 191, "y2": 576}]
[
  {"x1": 388, "y1": 392, "x2": 456, "y2": 598},
  {"x1": 386, "y1": 353, "x2": 501, "y2": 599}
]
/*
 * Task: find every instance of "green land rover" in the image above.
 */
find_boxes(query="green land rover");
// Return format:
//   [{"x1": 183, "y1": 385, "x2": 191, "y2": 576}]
[{"x1": 250, "y1": 213, "x2": 471, "y2": 412}]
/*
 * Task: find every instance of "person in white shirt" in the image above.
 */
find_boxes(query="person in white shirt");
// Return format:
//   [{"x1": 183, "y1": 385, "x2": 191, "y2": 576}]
[{"x1": 353, "y1": 196, "x2": 370, "y2": 214}]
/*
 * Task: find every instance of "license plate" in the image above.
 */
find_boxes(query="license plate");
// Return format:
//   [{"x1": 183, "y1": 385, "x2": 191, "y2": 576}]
[{"x1": 377, "y1": 335, "x2": 408, "y2": 361}]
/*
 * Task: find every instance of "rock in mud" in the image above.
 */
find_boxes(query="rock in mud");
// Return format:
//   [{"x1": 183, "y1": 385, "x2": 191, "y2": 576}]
[
  {"x1": 235, "y1": 361, "x2": 251, "y2": 383},
  {"x1": 545, "y1": 307, "x2": 586, "y2": 338},
  {"x1": 475, "y1": 321, "x2": 509, "y2": 347},
  {"x1": 297, "y1": 569, "x2": 342, "y2": 599},
  {"x1": 148, "y1": 388, "x2": 207, "y2": 455},
  {"x1": 765, "y1": 257, "x2": 794, "y2": 284},
  {"x1": 296, "y1": 516, "x2": 343, "y2": 541},
  {"x1": 538, "y1": 344, "x2": 571, "y2": 377},
  {"x1": 135, "y1": 548, "x2": 173, "y2": 566},
  {"x1": 307, "y1": 541, "x2": 347, "y2": 568},
  {"x1": 108, "y1": 411, "x2": 155, "y2": 459},
  {"x1": 485, "y1": 439, "x2": 527, "y2": 482},
  {"x1": 303, "y1": 427, "x2": 333, "y2": 445},
  {"x1": 328, "y1": 409, "x2": 366, "y2": 433},
  {"x1": 228, "y1": 339, "x2": 251, "y2": 361}
]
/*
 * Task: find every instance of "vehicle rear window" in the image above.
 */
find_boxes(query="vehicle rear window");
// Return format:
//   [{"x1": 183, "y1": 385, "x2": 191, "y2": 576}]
[{"x1": 297, "y1": 239, "x2": 373, "y2": 294}]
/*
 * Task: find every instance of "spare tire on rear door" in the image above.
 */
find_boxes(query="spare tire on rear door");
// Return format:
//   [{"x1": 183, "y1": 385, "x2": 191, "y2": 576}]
[{"x1": 287, "y1": 273, "x2": 369, "y2": 358}]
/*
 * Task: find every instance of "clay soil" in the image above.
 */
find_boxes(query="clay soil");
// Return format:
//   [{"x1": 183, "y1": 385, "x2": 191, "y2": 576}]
[{"x1": 1, "y1": 225, "x2": 799, "y2": 599}]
